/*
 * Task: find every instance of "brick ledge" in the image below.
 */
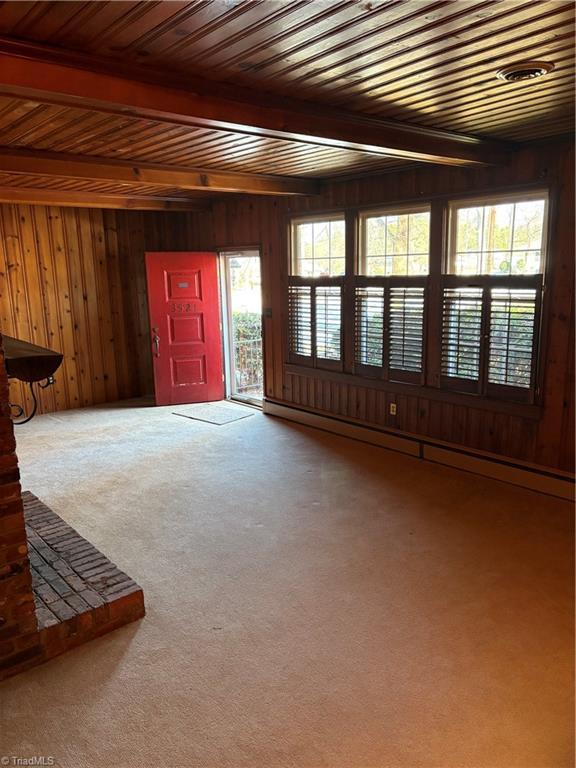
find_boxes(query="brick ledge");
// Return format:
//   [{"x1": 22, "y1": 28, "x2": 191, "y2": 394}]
[{"x1": 1, "y1": 492, "x2": 145, "y2": 681}]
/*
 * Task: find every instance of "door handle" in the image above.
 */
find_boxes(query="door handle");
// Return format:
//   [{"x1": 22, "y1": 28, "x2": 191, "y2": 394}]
[{"x1": 152, "y1": 329, "x2": 160, "y2": 358}]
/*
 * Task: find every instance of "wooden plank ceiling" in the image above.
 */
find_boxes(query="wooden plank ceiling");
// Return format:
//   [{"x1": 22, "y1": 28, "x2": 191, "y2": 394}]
[
  {"x1": 0, "y1": 0, "x2": 572, "y2": 208},
  {"x1": 0, "y1": 95, "x2": 408, "y2": 177}
]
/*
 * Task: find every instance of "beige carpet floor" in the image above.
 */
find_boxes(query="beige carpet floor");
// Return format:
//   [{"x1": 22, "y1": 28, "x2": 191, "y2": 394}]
[{"x1": 0, "y1": 400, "x2": 573, "y2": 768}]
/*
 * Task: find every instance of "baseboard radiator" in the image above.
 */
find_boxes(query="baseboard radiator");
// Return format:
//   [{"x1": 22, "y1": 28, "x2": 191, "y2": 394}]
[{"x1": 263, "y1": 400, "x2": 574, "y2": 502}]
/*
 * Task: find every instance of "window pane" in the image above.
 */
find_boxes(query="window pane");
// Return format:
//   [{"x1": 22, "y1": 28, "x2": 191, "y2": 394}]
[
  {"x1": 451, "y1": 197, "x2": 546, "y2": 275},
  {"x1": 293, "y1": 218, "x2": 345, "y2": 276},
  {"x1": 408, "y1": 212, "x2": 430, "y2": 255},
  {"x1": 366, "y1": 216, "x2": 386, "y2": 255},
  {"x1": 313, "y1": 221, "x2": 330, "y2": 259},
  {"x1": 386, "y1": 215, "x2": 408, "y2": 255},
  {"x1": 297, "y1": 223, "x2": 313, "y2": 266},
  {"x1": 330, "y1": 258, "x2": 345, "y2": 276},
  {"x1": 355, "y1": 287, "x2": 384, "y2": 367},
  {"x1": 389, "y1": 287, "x2": 425, "y2": 372},
  {"x1": 361, "y1": 208, "x2": 430, "y2": 276},
  {"x1": 391, "y1": 254, "x2": 408, "y2": 275},
  {"x1": 330, "y1": 220, "x2": 346, "y2": 259},
  {"x1": 488, "y1": 289, "x2": 537, "y2": 388},
  {"x1": 316, "y1": 287, "x2": 341, "y2": 360},
  {"x1": 512, "y1": 200, "x2": 546, "y2": 274},
  {"x1": 441, "y1": 288, "x2": 483, "y2": 380},
  {"x1": 456, "y1": 206, "x2": 482, "y2": 256},
  {"x1": 365, "y1": 256, "x2": 387, "y2": 276},
  {"x1": 482, "y1": 203, "x2": 514, "y2": 275},
  {"x1": 298, "y1": 259, "x2": 314, "y2": 278},
  {"x1": 288, "y1": 286, "x2": 312, "y2": 357}
]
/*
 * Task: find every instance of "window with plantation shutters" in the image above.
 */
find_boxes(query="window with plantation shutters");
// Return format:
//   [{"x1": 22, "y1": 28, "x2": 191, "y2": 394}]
[
  {"x1": 288, "y1": 216, "x2": 344, "y2": 370},
  {"x1": 287, "y1": 192, "x2": 546, "y2": 406},
  {"x1": 443, "y1": 192, "x2": 546, "y2": 402},
  {"x1": 353, "y1": 205, "x2": 429, "y2": 384}
]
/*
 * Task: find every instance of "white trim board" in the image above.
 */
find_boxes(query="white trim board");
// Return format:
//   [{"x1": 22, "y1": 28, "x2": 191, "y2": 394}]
[{"x1": 263, "y1": 400, "x2": 574, "y2": 502}]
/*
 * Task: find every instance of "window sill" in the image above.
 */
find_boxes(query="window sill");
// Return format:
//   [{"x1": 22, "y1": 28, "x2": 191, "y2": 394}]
[{"x1": 284, "y1": 363, "x2": 543, "y2": 420}]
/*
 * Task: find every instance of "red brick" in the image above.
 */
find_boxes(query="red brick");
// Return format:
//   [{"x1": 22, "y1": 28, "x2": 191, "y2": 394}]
[
  {"x1": 0, "y1": 499, "x2": 24, "y2": 518},
  {"x1": 0, "y1": 644, "x2": 43, "y2": 672},
  {"x1": 0, "y1": 639, "x2": 14, "y2": 656},
  {"x1": 0, "y1": 512, "x2": 26, "y2": 534},
  {"x1": 0, "y1": 545, "x2": 30, "y2": 566},
  {"x1": 108, "y1": 590, "x2": 145, "y2": 622},
  {"x1": 0, "y1": 481, "x2": 23, "y2": 503}
]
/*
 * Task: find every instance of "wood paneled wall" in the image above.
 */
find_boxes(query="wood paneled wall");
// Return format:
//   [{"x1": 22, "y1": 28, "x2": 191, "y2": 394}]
[
  {"x1": 187, "y1": 140, "x2": 575, "y2": 472},
  {"x1": 0, "y1": 204, "x2": 193, "y2": 415},
  {"x1": 0, "y1": 140, "x2": 572, "y2": 473}
]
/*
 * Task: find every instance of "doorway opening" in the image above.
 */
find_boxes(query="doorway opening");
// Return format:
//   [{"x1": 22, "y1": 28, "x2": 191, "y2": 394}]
[{"x1": 220, "y1": 250, "x2": 263, "y2": 405}]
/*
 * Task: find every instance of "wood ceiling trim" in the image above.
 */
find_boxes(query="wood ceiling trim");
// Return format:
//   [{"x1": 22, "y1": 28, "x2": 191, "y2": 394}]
[
  {"x1": 0, "y1": 39, "x2": 512, "y2": 166},
  {"x1": 0, "y1": 96, "x2": 409, "y2": 179},
  {"x1": 0, "y1": 148, "x2": 320, "y2": 196},
  {"x1": 0, "y1": 187, "x2": 209, "y2": 211}
]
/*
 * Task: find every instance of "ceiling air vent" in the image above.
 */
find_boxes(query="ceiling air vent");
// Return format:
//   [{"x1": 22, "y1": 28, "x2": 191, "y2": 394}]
[{"x1": 496, "y1": 62, "x2": 554, "y2": 82}]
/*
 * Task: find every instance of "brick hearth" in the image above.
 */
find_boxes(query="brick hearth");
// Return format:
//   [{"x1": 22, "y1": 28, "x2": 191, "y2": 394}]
[
  {"x1": 0, "y1": 489, "x2": 145, "y2": 683},
  {"x1": 23, "y1": 491, "x2": 144, "y2": 663},
  {"x1": 0, "y1": 333, "x2": 145, "y2": 681}
]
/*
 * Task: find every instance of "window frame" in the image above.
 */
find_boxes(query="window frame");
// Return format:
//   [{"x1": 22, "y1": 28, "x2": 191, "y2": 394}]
[
  {"x1": 357, "y1": 203, "x2": 431, "y2": 277},
  {"x1": 445, "y1": 190, "x2": 549, "y2": 277},
  {"x1": 354, "y1": 203, "x2": 431, "y2": 385},
  {"x1": 289, "y1": 212, "x2": 346, "y2": 279},
  {"x1": 287, "y1": 213, "x2": 346, "y2": 372},
  {"x1": 441, "y1": 190, "x2": 549, "y2": 404}
]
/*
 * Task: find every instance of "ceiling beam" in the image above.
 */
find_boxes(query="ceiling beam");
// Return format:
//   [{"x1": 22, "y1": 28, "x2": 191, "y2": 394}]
[
  {"x1": 0, "y1": 149, "x2": 319, "y2": 196},
  {"x1": 0, "y1": 39, "x2": 512, "y2": 167},
  {"x1": 0, "y1": 188, "x2": 209, "y2": 211}
]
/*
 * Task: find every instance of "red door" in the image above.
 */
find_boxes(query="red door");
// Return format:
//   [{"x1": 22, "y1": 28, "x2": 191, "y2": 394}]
[{"x1": 145, "y1": 252, "x2": 224, "y2": 405}]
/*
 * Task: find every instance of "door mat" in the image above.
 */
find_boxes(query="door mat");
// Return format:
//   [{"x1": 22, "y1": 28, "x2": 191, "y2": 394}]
[{"x1": 173, "y1": 402, "x2": 255, "y2": 425}]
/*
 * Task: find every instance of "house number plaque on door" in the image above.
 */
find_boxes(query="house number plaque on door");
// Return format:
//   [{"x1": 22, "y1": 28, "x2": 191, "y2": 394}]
[{"x1": 171, "y1": 302, "x2": 196, "y2": 313}]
